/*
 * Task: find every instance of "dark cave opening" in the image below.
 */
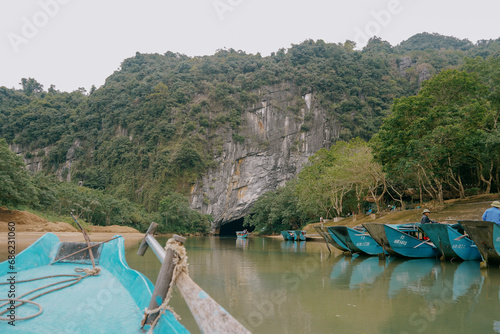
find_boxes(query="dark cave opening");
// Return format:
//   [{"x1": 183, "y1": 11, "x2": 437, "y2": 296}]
[{"x1": 218, "y1": 217, "x2": 254, "y2": 236}]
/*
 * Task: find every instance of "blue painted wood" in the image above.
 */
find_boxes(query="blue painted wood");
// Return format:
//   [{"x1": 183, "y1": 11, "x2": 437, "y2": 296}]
[
  {"x1": 0, "y1": 233, "x2": 188, "y2": 333},
  {"x1": 281, "y1": 231, "x2": 294, "y2": 241},
  {"x1": 419, "y1": 223, "x2": 481, "y2": 261},
  {"x1": 328, "y1": 226, "x2": 384, "y2": 256},
  {"x1": 325, "y1": 227, "x2": 350, "y2": 252},
  {"x1": 384, "y1": 224, "x2": 441, "y2": 258}
]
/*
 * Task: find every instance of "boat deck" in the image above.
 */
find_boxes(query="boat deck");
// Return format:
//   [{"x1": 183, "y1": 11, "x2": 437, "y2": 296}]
[
  {"x1": 1, "y1": 263, "x2": 144, "y2": 333},
  {"x1": 0, "y1": 233, "x2": 187, "y2": 333}
]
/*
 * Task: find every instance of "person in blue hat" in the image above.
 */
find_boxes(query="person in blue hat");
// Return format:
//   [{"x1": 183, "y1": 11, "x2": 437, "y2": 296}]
[{"x1": 482, "y1": 201, "x2": 500, "y2": 226}]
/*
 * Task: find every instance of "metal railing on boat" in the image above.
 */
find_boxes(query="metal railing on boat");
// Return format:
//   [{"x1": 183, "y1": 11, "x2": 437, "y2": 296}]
[{"x1": 137, "y1": 222, "x2": 251, "y2": 334}]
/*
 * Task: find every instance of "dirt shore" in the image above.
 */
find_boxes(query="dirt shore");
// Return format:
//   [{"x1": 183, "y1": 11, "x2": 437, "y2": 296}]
[{"x1": 0, "y1": 207, "x2": 145, "y2": 260}]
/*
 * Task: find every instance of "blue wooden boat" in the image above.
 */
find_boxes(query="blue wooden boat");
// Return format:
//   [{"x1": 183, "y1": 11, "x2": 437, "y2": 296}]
[
  {"x1": 0, "y1": 233, "x2": 188, "y2": 333},
  {"x1": 419, "y1": 223, "x2": 481, "y2": 261},
  {"x1": 281, "y1": 230, "x2": 295, "y2": 241},
  {"x1": 363, "y1": 223, "x2": 441, "y2": 258},
  {"x1": 293, "y1": 230, "x2": 306, "y2": 241},
  {"x1": 459, "y1": 220, "x2": 500, "y2": 267},
  {"x1": 313, "y1": 226, "x2": 350, "y2": 252},
  {"x1": 327, "y1": 226, "x2": 384, "y2": 256},
  {"x1": 236, "y1": 231, "x2": 248, "y2": 238}
]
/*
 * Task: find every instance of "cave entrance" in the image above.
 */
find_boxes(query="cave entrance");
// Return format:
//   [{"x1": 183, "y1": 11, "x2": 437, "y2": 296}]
[{"x1": 218, "y1": 217, "x2": 254, "y2": 236}]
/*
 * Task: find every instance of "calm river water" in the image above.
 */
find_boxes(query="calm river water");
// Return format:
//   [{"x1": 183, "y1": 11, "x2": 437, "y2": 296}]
[{"x1": 125, "y1": 236, "x2": 500, "y2": 334}]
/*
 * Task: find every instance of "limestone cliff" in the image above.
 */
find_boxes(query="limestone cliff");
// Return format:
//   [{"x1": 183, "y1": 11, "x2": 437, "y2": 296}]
[{"x1": 189, "y1": 84, "x2": 339, "y2": 232}]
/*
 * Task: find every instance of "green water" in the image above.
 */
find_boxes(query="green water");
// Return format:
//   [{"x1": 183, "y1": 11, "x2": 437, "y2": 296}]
[{"x1": 125, "y1": 237, "x2": 500, "y2": 334}]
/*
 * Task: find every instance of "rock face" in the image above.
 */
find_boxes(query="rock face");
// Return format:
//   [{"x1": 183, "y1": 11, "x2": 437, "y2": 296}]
[{"x1": 189, "y1": 84, "x2": 339, "y2": 232}]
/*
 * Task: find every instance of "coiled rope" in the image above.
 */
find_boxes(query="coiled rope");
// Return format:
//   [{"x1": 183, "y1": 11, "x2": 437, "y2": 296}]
[
  {"x1": 0, "y1": 267, "x2": 100, "y2": 321},
  {"x1": 143, "y1": 238, "x2": 189, "y2": 334}
]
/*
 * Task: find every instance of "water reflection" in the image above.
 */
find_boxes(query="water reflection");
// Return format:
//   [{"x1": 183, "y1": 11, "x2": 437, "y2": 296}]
[
  {"x1": 388, "y1": 258, "x2": 439, "y2": 298},
  {"x1": 280, "y1": 240, "x2": 306, "y2": 252},
  {"x1": 236, "y1": 237, "x2": 249, "y2": 249}
]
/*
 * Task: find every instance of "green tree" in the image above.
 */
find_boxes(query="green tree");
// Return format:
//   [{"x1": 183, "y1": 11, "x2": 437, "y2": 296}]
[
  {"x1": 372, "y1": 69, "x2": 492, "y2": 202},
  {"x1": 0, "y1": 138, "x2": 37, "y2": 207}
]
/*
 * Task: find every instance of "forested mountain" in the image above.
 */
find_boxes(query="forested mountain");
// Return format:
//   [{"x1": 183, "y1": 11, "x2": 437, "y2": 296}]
[{"x1": 1, "y1": 33, "x2": 499, "y2": 232}]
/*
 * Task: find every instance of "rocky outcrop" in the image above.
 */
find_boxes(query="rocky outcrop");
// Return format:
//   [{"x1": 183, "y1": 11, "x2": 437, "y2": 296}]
[{"x1": 189, "y1": 84, "x2": 339, "y2": 232}]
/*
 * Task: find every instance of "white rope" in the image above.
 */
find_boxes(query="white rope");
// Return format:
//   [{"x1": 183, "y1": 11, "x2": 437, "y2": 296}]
[{"x1": 145, "y1": 238, "x2": 189, "y2": 333}]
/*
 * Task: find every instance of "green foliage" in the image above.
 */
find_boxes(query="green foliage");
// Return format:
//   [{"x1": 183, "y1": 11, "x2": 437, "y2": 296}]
[
  {"x1": 0, "y1": 138, "x2": 37, "y2": 207},
  {"x1": 244, "y1": 180, "x2": 310, "y2": 233},
  {"x1": 371, "y1": 69, "x2": 493, "y2": 202},
  {"x1": 159, "y1": 192, "x2": 211, "y2": 234}
]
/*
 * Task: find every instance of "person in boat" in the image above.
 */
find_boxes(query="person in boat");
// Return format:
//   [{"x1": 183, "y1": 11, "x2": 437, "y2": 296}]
[
  {"x1": 482, "y1": 201, "x2": 500, "y2": 226},
  {"x1": 420, "y1": 209, "x2": 439, "y2": 224}
]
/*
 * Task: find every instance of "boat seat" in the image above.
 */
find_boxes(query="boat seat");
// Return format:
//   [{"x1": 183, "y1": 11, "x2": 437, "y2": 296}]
[{"x1": 53, "y1": 242, "x2": 103, "y2": 265}]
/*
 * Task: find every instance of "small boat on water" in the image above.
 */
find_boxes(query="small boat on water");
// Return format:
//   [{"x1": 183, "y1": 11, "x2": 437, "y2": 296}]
[
  {"x1": 327, "y1": 226, "x2": 384, "y2": 256},
  {"x1": 459, "y1": 220, "x2": 500, "y2": 267},
  {"x1": 281, "y1": 230, "x2": 295, "y2": 241},
  {"x1": 236, "y1": 231, "x2": 248, "y2": 238},
  {"x1": 293, "y1": 230, "x2": 307, "y2": 241},
  {"x1": 419, "y1": 223, "x2": 481, "y2": 261},
  {"x1": 363, "y1": 223, "x2": 441, "y2": 258}
]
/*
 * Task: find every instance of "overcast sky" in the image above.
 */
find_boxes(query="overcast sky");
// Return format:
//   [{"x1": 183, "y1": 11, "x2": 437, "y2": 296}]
[{"x1": 1, "y1": 0, "x2": 499, "y2": 93}]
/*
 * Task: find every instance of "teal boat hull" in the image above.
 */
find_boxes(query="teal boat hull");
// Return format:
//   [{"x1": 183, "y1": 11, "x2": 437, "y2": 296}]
[
  {"x1": 328, "y1": 226, "x2": 384, "y2": 256},
  {"x1": 419, "y1": 223, "x2": 481, "y2": 261},
  {"x1": 363, "y1": 223, "x2": 440, "y2": 258},
  {"x1": 281, "y1": 231, "x2": 294, "y2": 241},
  {"x1": 293, "y1": 230, "x2": 306, "y2": 241},
  {"x1": 459, "y1": 220, "x2": 500, "y2": 267},
  {"x1": 0, "y1": 233, "x2": 188, "y2": 333}
]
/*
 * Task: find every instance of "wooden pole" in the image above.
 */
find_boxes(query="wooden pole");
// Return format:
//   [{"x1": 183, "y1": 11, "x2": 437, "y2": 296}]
[
  {"x1": 70, "y1": 212, "x2": 96, "y2": 269},
  {"x1": 138, "y1": 230, "x2": 250, "y2": 333},
  {"x1": 176, "y1": 272, "x2": 251, "y2": 334},
  {"x1": 137, "y1": 222, "x2": 158, "y2": 256}
]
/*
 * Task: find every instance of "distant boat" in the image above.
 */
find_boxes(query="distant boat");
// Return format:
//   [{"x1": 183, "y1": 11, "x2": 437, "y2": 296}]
[
  {"x1": 459, "y1": 220, "x2": 500, "y2": 267},
  {"x1": 363, "y1": 223, "x2": 441, "y2": 258},
  {"x1": 236, "y1": 231, "x2": 248, "y2": 238},
  {"x1": 327, "y1": 226, "x2": 384, "y2": 256},
  {"x1": 281, "y1": 230, "x2": 295, "y2": 241},
  {"x1": 293, "y1": 230, "x2": 307, "y2": 241},
  {"x1": 419, "y1": 223, "x2": 481, "y2": 261}
]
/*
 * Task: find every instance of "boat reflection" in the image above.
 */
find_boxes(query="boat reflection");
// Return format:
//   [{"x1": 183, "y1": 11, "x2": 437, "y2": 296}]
[
  {"x1": 388, "y1": 258, "x2": 440, "y2": 298},
  {"x1": 280, "y1": 241, "x2": 306, "y2": 252},
  {"x1": 236, "y1": 237, "x2": 249, "y2": 249},
  {"x1": 330, "y1": 254, "x2": 389, "y2": 289}
]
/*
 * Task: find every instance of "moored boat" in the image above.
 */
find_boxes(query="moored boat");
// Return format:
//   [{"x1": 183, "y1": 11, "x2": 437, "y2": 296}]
[
  {"x1": 327, "y1": 226, "x2": 384, "y2": 256},
  {"x1": 459, "y1": 220, "x2": 500, "y2": 267},
  {"x1": 293, "y1": 230, "x2": 307, "y2": 241},
  {"x1": 236, "y1": 231, "x2": 248, "y2": 238},
  {"x1": 313, "y1": 226, "x2": 350, "y2": 252},
  {"x1": 0, "y1": 233, "x2": 188, "y2": 333},
  {"x1": 281, "y1": 230, "x2": 295, "y2": 241},
  {"x1": 419, "y1": 223, "x2": 481, "y2": 261},
  {"x1": 363, "y1": 223, "x2": 441, "y2": 258}
]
